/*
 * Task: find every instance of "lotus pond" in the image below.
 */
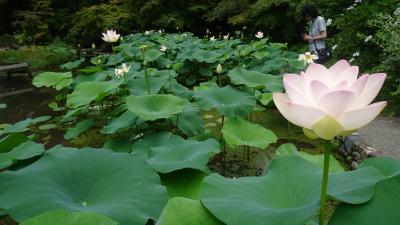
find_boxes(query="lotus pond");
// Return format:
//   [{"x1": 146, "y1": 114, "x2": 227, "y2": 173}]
[{"x1": 0, "y1": 32, "x2": 399, "y2": 225}]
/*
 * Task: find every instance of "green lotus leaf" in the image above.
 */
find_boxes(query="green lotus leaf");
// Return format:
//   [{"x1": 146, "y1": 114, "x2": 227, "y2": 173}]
[
  {"x1": 60, "y1": 57, "x2": 85, "y2": 70},
  {"x1": 126, "y1": 94, "x2": 183, "y2": 121},
  {"x1": 193, "y1": 86, "x2": 256, "y2": 117},
  {"x1": 190, "y1": 49, "x2": 223, "y2": 63},
  {"x1": 276, "y1": 143, "x2": 344, "y2": 173},
  {"x1": 200, "y1": 156, "x2": 321, "y2": 225},
  {"x1": 171, "y1": 102, "x2": 205, "y2": 136},
  {"x1": 0, "y1": 133, "x2": 30, "y2": 153},
  {"x1": 67, "y1": 81, "x2": 120, "y2": 108},
  {"x1": 79, "y1": 66, "x2": 103, "y2": 74},
  {"x1": 0, "y1": 148, "x2": 168, "y2": 225},
  {"x1": 328, "y1": 175, "x2": 400, "y2": 225},
  {"x1": 259, "y1": 93, "x2": 273, "y2": 105},
  {"x1": 170, "y1": 79, "x2": 193, "y2": 99},
  {"x1": 328, "y1": 166, "x2": 384, "y2": 204},
  {"x1": 64, "y1": 119, "x2": 95, "y2": 140},
  {"x1": 38, "y1": 124, "x2": 57, "y2": 130},
  {"x1": 0, "y1": 141, "x2": 44, "y2": 169},
  {"x1": 126, "y1": 76, "x2": 169, "y2": 95},
  {"x1": 222, "y1": 117, "x2": 277, "y2": 149},
  {"x1": 101, "y1": 111, "x2": 138, "y2": 134},
  {"x1": 103, "y1": 138, "x2": 133, "y2": 153},
  {"x1": 252, "y1": 51, "x2": 269, "y2": 60},
  {"x1": 148, "y1": 134, "x2": 220, "y2": 173},
  {"x1": 160, "y1": 169, "x2": 208, "y2": 199},
  {"x1": 132, "y1": 132, "x2": 174, "y2": 158},
  {"x1": 2, "y1": 116, "x2": 51, "y2": 134},
  {"x1": 227, "y1": 68, "x2": 280, "y2": 90},
  {"x1": 359, "y1": 157, "x2": 400, "y2": 178},
  {"x1": 106, "y1": 52, "x2": 124, "y2": 65},
  {"x1": 145, "y1": 48, "x2": 164, "y2": 61},
  {"x1": 20, "y1": 210, "x2": 119, "y2": 225},
  {"x1": 74, "y1": 70, "x2": 111, "y2": 83},
  {"x1": 157, "y1": 197, "x2": 223, "y2": 225},
  {"x1": 32, "y1": 72, "x2": 72, "y2": 90}
]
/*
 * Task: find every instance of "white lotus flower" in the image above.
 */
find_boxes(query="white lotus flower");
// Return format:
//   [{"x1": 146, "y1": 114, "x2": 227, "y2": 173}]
[
  {"x1": 355, "y1": 0, "x2": 362, "y2": 3},
  {"x1": 364, "y1": 35, "x2": 372, "y2": 42},
  {"x1": 347, "y1": 6, "x2": 354, "y2": 10},
  {"x1": 115, "y1": 63, "x2": 131, "y2": 79},
  {"x1": 255, "y1": 31, "x2": 264, "y2": 39},
  {"x1": 326, "y1": 18, "x2": 332, "y2": 26},
  {"x1": 158, "y1": 30, "x2": 162, "y2": 34},
  {"x1": 353, "y1": 51, "x2": 360, "y2": 57},
  {"x1": 101, "y1": 30, "x2": 120, "y2": 43},
  {"x1": 273, "y1": 60, "x2": 387, "y2": 140},
  {"x1": 210, "y1": 36, "x2": 216, "y2": 41},
  {"x1": 145, "y1": 31, "x2": 151, "y2": 35},
  {"x1": 92, "y1": 43, "x2": 96, "y2": 49},
  {"x1": 298, "y1": 52, "x2": 319, "y2": 64},
  {"x1": 223, "y1": 34, "x2": 230, "y2": 40},
  {"x1": 160, "y1": 45, "x2": 167, "y2": 52}
]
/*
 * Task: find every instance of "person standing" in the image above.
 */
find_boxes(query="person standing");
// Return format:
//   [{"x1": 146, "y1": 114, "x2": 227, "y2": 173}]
[{"x1": 301, "y1": 5, "x2": 329, "y2": 63}]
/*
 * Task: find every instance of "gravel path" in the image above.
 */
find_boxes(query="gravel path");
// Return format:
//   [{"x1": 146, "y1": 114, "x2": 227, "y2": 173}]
[{"x1": 357, "y1": 117, "x2": 400, "y2": 159}]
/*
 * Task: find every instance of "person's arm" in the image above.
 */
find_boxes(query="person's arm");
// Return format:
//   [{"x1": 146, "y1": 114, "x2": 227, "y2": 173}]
[{"x1": 310, "y1": 31, "x2": 327, "y2": 41}]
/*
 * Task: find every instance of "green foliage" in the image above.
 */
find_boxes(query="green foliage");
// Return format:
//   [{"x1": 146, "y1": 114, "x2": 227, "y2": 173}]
[{"x1": 68, "y1": 0, "x2": 133, "y2": 46}]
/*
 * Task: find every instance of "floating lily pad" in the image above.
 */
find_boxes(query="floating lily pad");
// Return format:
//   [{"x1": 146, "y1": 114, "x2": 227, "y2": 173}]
[
  {"x1": 148, "y1": 134, "x2": 220, "y2": 173},
  {"x1": 0, "y1": 141, "x2": 44, "y2": 169},
  {"x1": 67, "y1": 81, "x2": 120, "y2": 108},
  {"x1": 60, "y1": 58, "x2": 85, "y2": 70},
  {"x1": 157, "y1": 197, "x2": 223, "y2": 225},
  {"x1": 193, "y1": 86, "x2": 256, "y2": 117},
  {"x1": 222, "y1": 117, "x2": 277, "y2": 149},
  {"x1": 20, "y1": 210, "x2": 119, "y2": 225},
  {"x1": 126, "y1": 94, "x2": 183, "y2": 121},
  {"x1": 33, "y1": 72, "x2": 73, "y2": 90},
  {"x1": 0, "y1": 148, "x2": 168, "y2": 225}
]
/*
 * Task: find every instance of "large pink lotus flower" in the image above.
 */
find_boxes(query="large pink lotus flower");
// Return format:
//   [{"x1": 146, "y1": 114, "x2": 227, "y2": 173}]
[
  {"x1": 101, "y1": 30, "x2": 120, "y2": 43},
  {"x1": 273, "y1": 60, "x2": 386, "y2": 140}
]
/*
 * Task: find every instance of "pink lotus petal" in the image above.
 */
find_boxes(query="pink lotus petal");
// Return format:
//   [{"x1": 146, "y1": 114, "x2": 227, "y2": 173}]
[
  {"x1": 283, "y1": 74, "x2": 307, "y2": 92},
  {"x1": 339, "y1": 101, "x2": 387, "y2": 130},
  {"x1": 317, "y1": 90, "x2": 355, "y2": 118},
  {"x1": 273, "y1": 93, "x2": 325, "y2": 128},
  {"x1": 353, "y1": 73, "x2": 386, "y2": 108},
  {"x1": 285, "y1": 83, "x2": 314, "y2": 106},
  {"x1": 329, "y1": 59, "x2": 351, "y2": 75},
  {"x1": 304, "y1": 63, "x2": 331, "y2": 85},
  {"x1": 310, "y1": 80, "x2": 330, "y2": 101},
  {"x1": 334, "y1": 66, "x2": 359, "y2": 85},
  {"x1": 348, "y1": 74, "x2": 368, "y2": 97},
  {"x1": 332, "y1": 80, "x2": 348, "y2": 91}
]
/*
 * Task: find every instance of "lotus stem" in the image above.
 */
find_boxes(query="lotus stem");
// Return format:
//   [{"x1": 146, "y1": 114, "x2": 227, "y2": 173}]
[
  {"x1": 144, "y1": 67, "x2": 151, "y2": 95},
  {"x1": 319, "y1": 141, "x2": 332, "y2": 225},
  {"x1": 168, "y1": 70, "x2": 172, "y2": 91},
  {"x1": 218, "y1": 73, "x2": 221, "y2": 86}
]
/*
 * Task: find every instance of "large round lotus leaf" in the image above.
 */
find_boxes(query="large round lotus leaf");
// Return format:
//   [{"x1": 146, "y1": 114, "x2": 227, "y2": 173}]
[
  {"x1": 60, "y1": 57, "x2": 85, "y2": 70},
  {"x1": 190, "y1": 49, "x2": 223, "y2": 63},
  {"x1": 327, "y1": 166, "x2": 384, "y2": 204},
  {"x1": 67, "y1": 81, "x2": 120, "y2": 108},
  {"x1": 101, "y1": 111, "x2": 139, "y2": 134},
  {"x1": 20, "y1": 210, "x2": 119, "y2": 225},
  {"x1": 0, "y1": 141, "x2": 44, "y2": 169},
  {"x1": 200, "y1": 156, "x2": 321, "y2": 225},
  {"x1": 328, "y1": 175, "x2": 400, "y2": 225},
  {"x1": 126, "y1": 94, "x2": 183, "y2": 121},
  {"x1": 0, "y1": 133, "x2": 29, "y2": 153},
  {"x1": 276, "y1": 143, "x2": 344, "y2": 173},
  {"x1": 0, "y1": 148, "x2": 168, "y2": 225},
  {"x1": 222, "y1": 117, "x2": 277, "y2": 149},
  {"x1": 227, "y1": 68, "x2": 280, "y2": 90},
  {"x1": 156, "y1": 197, "x2": 224, "y2": 225},
  {"x1": 32, "y1": 72, "x2": 72, "y2": 90},
  {"x1": 132, "y1": 132, "x2": 174, "y2": 158},
  {"x1": 126, "y1": 76, "x2": 169, "y2": 95},
  {"x1": 359, "y1": 157, "x2": 400, "y2": 178},
  {"x1": 171, "y1": 102, "x2": 205, "y2": 136},
  {"x1": 64, "y1": 119, "x2": 95, "y2": 140},
  {"x1": 160, "y1": 169, "x2": 208, "y2": 199},
  {"x1": 193, "y1": 86, "x2": 256, "y2": 117},
  {"x1": 148, "y1": 134, "x2": 220, "y2": 173}
]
